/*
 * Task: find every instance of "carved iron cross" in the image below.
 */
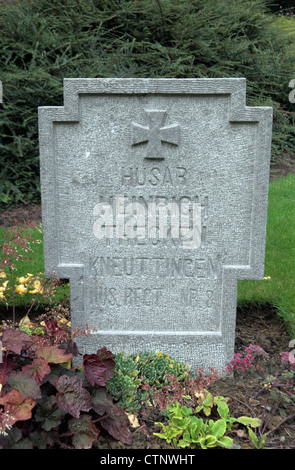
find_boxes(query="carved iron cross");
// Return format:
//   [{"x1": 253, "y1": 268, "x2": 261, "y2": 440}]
[{"x1": 131, "y1": 109, "x2": 180, "y2": 159}]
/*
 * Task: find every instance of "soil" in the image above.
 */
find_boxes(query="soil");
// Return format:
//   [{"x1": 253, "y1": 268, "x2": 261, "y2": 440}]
[
  {"x1": 1, "y1": 157, "x2": 295, "y2": 450},
  {"x1": 269, "y1": 151, "x2": 295, "y2": 183}
]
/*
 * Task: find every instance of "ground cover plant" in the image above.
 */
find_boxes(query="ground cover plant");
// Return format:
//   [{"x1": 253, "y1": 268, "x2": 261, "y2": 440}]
[{"x1": 153, "y1": 400, "x2": 261, "y2": 449}]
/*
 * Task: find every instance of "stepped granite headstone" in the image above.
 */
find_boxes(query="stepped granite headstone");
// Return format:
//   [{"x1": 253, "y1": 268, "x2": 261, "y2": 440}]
[{"x1": 38, "y1": 78, "x2": 272, "y2": 373}]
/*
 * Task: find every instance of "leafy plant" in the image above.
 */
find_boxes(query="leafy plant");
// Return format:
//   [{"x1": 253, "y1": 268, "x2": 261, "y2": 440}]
[
  {"x1": 154, "y1": 399, "x2": 261, "y2": 449},
  {"x1": 247, "y1": 427, "x2": 267, "y2": 449},
  {"x1": 194, "y1": 389, "x2": 229, "y2": 417},
  {"x1": 194, "y1": 389, "x2": 261, "y2": 431},
  {"x1": 106, "y1": 350, "x2": 192, "y2": 412},
  {"x1": 0, "y1": 322, "x2": 132, "y2": 449}
]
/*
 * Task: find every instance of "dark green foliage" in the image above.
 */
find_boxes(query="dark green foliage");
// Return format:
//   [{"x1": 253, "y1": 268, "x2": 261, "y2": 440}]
[
  {"x1": 1, "y1": 0, "x2": 295, "y2": 207},
  {"x1": 268, "y1": 1, "x2": 294, "y2": 13}
]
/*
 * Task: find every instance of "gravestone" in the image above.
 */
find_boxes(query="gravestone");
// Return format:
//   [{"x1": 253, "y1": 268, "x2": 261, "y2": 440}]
[{"x1": 38, "y1": 78, "x2": 272, "y2": 374}]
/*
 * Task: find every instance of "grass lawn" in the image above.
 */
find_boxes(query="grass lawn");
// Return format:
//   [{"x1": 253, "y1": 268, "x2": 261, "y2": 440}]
[
  {"x1": 1, "y1": 173, "x2": 294, "y2": 337},
  {"x1": 238, "y1": 173, "x2": 295, "y2": 337},
  {"x1": 0, "y1": 222, "x2": 69, "y2": 315}
]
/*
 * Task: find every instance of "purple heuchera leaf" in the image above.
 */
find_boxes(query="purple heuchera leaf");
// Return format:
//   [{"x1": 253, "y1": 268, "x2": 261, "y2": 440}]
[
  {"x1": 0, "y1": 357, "x2": 16, "y2": 386},
  {"x1": 68, "y1": 414, "x2": 99, "y2": 449},
  {"x1": 43, "y1": 320, "x2": 68, "y2": 343},
  {"x1": 60, "y1": 339, "x2": 79, "y2": 357},
  {"x1": 96, "y1": 347, "x2": 115, "y2": 381},
  {"x1": 83, "y1": 354, "x2": 108, "y2": 386},
  {"x1": 35, "y1": 345, "x2": 73, "y2": 364},
  {"x1": 55, "y1": 375, "x2": 92, "y2": 418},
  {"x1": 0, "y1": 389, "x2": 36, "y2": 423},
  {"x1": 22, "y1": 358, "x2": 51, "y2": 384},
  {"x1": 100, "y1": 403, "x2": 132, "y2": 445},
  {"x1": 91, "y1": 387, "x2": 113, "y2": 416},
  {"x1": 34, "y1": 396, "x2": 64, "y2": 432},
  {"x1": 2, "y1": 329, "x2": 31, "y2": 354},
  {"x1": 8, "y1": 371, "x2": 42, "y2": 400},
  {"x1": 0, "y1": 357, "x2": 16, "y2": 374},
  {"x1": 92, "y1": 387, "x2": 132, "y2": 445}
]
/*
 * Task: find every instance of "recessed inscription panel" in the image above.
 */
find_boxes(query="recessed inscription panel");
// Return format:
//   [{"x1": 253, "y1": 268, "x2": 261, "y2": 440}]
[
  {"x1": 39, "y1": 79, "x2": 272, "y2": 372},
  {"x1": 54, "y1": 93, "x2": 253, "y2": 339},
  {"x1": 85, "y1": 253, "x2": 224, "y2": 332},
  {"x1": 55, "y1": 93, "x2": 255, "y2": 338}
]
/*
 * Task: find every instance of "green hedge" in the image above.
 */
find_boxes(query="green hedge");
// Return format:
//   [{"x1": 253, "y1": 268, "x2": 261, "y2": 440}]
[{"x1": 1, "y1": 0, "x2": 295, "y2": 208}]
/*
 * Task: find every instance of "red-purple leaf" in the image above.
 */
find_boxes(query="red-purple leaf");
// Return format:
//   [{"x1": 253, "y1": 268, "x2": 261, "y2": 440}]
[
  {"x1": 0, "y1": 389, "x2": 35, "y2": 422},
  {"x1": 0, "y1": 357, "x2": 16, "y2": 374},
  {"x1": 83, "y1": 354, "x2": 108, "y2": 386},
  {"x1": 100, "y1": 403, "x2": 132, "y2": 445},
  {"x1": 60, "y1": 339, "x2": 79, "y2": 357},
  {"x1": 34, "y1": 396, "x2": 64, "y2": 431},
  {"x1": 43, "y1": 320, "x2": 68, "y2": 342},
  {"x1": 68, "y1": 414, "x2": 99, "y2": 449},
  {"x1": 91, "y1": 388, "x2": 132, "y2": 445},
  {"x1": 96, "y1": 347, "x2": 115, "y2": 380},
  {"x1": 2, "y1": 329, "x2": 31, "y2": 354},
  {"x1": 35, "y1": 345, "x2": 73, "y2": 364},
  {"x1": 91, "y1": 386, "x2": 113, "y2": 415},
  {"x1": 0, "y1": 357, "x2": 16, "y2": 386},
  {"x1": 22, "y1": 358, "x2": 51, "y2": 384},
  {"x1": 7, "y1": 371, "x2": 42, "y2": 400},
  {"x1": 55, "y1": 375, "x2": 92, "y2": 418}
]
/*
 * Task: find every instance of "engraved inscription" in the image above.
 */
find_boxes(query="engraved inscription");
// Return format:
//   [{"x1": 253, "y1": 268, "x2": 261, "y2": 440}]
[
  {"x1": 89, "y1": 255, "x2": 224, "y2": 280},
  {"x1": 89, "y1": 283, "x2": 218, "y2": 309},
  {"x1": 91, "y1": 286, "x2": 163, "y2": 307},
  {"x1": 180, "y1": 289, "x2": 216, "y2": 308},
  {"x1": 88, "y1": 254, "x2": 225, "y2": 310},
  {"x1": 122, "y1": 166, "x2": 187, "y2": 187}
]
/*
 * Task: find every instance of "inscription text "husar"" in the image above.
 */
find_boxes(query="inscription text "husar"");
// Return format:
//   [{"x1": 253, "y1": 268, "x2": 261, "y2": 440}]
[{"x1": 122, "y1": 166, "x2": 187, "y2": 187}]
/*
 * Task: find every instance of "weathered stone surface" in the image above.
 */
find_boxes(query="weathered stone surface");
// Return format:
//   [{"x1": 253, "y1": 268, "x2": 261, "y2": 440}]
[{"x1": 38, "y1": 78, "x2": 272, "y2": 373}]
